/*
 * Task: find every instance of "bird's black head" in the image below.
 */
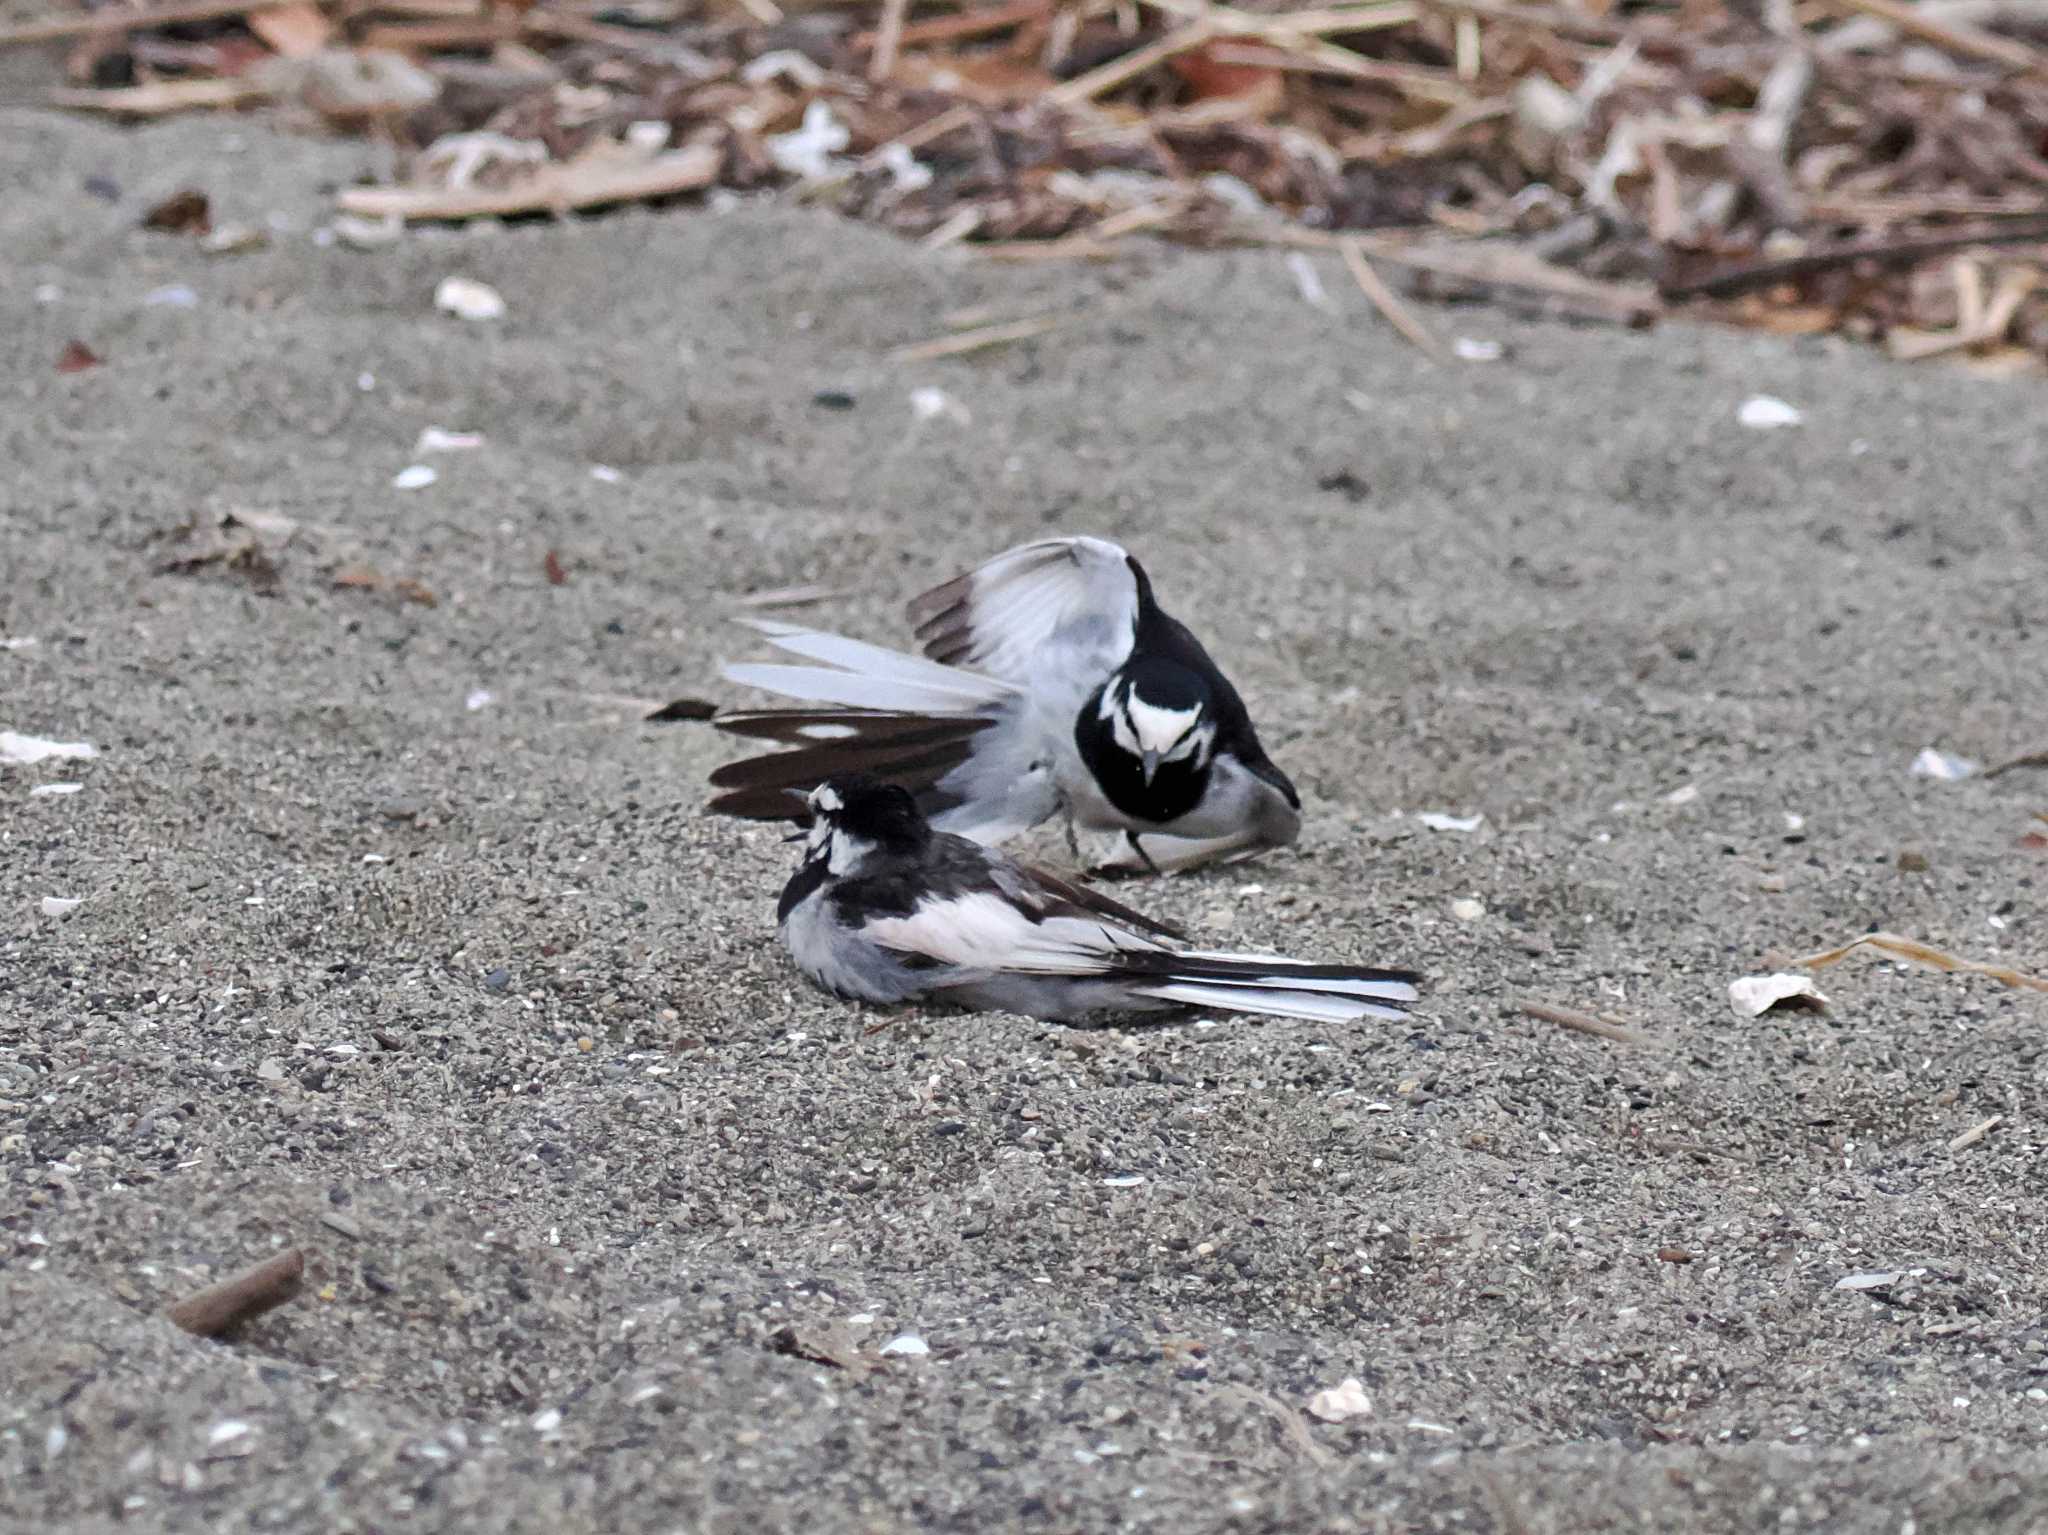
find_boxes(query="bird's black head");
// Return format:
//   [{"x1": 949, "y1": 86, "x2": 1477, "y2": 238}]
[
  {"x1": 1102, "y1": 655, "x2": 1218, "y2": 787},
  {"x1": 800, "y1": 774, "x2": 932, "y2": 861}
]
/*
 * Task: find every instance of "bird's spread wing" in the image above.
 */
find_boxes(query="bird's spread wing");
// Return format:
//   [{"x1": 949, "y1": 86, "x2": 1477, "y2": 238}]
[
  {"x1": 906, "y1": 537, "x2": 1139, "y2": 685},
  {"x1": 722, "y1": 617, "x2": 1018, "y2": 714}
]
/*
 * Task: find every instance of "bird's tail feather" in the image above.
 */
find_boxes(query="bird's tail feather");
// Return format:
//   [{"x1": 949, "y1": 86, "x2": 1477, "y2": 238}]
[
  {"x1": 708, "y1": 712, "x2": 993, "y2": 820},
  {"x1": 1129, "y1": 954, "x2": 1420, "y2": 1023}
]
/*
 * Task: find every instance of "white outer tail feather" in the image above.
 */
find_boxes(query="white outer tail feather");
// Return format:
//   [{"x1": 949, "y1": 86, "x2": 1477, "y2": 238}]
[{"x1": 1135, "y1": 981, "x2": 1410, "y2": 1023}]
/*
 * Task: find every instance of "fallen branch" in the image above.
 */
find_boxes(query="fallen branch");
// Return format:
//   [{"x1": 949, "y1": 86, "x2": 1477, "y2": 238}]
[
  {"x1": 0, "y1": 0, "x2": 312, "y2": 46},
  {"x1": 1823, "y1": 0, "x2": 2040, "y2": 73},
  {"x1": 1339, "y1": 237, "x2": 1447, "y2": 360},
  {"x1": 1265, "y1": 227, "x2": 1661, "y2": 326},
  {"x1": 165, "y1": 1248, "x2": 306, "y2": 1338},
  {"x1": 1947, "y1": 1114, "x2": 2002, "y2": 1153},
  {"x1": 1516, "y1": 997, "x2": 1653, "y2": 1046},
  {"x1": 886, "y1": 315, "x2": 1059, "y2": 362},
  {"x1": 1661, "y1": 216, "x2": 2048, "y2": 300},
  {"x1": 336, "y1": 144, "x2": 719, "y2": 222},
  {"x1": 1982, "y1": 747, "x2": 2048, "y2": 778},
  {"x1": 1788, "y1": 931, "x2": 2048, "y2": 994},
  {"x1": 49, "y1": 78, "x2": 273, "y2": 115}
]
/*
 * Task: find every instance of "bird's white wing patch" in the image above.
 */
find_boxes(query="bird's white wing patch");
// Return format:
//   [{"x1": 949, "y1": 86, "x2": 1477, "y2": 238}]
[
  {"x1": 723, "y1": 617, "x2": 1017, "y2": 715},
  {"x1": 746, "y1": 624, "x2": 1017, "y2": 701},
  {"x1": 864, "y1": 891, "x2": 1155, "y2": 976},
  {"x1": 911, "y1": 537, "x2": 1140, "y2": 685}
]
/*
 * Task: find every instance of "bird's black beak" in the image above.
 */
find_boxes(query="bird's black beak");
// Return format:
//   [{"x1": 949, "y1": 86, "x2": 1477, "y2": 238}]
[
  {"x1": 782, "y1": 787, "x2": 814, "y2": 838},
  {"x1": 1140, "y1": 748, "x2": 1162, "y2": 786}
]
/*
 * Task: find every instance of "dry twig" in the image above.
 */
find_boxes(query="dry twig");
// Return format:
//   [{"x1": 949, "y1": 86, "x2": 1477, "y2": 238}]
[
  {"x1": 1516, "y1": 997, "x2": 1653, "y2": 1046},
  {"x1": 165, "y1": 1248, "x2": 306, "y2": 1338}
]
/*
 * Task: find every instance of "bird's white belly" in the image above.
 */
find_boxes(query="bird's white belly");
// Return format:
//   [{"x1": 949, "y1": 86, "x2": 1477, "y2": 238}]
[{"x1": 781, "y1": 891, "x2": 916, "y2": 1003}]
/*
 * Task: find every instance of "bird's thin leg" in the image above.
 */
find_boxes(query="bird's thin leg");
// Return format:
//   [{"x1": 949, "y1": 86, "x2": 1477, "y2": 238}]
[
  {"x1": 1125, "y1": 831, "x2": 1163, "y2": 877},
  {"x1": 1057, "y1": 788, "x2": 1082, "y2": 865}
]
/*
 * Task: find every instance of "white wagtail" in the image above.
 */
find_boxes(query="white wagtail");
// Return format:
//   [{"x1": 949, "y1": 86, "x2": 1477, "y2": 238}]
[
  {"x1": 778, "y1": 775, "x2": 1419, "y2": 1025},
  {"x1": 711, "y1": 536, "x2": 1301, "y2": 873}
]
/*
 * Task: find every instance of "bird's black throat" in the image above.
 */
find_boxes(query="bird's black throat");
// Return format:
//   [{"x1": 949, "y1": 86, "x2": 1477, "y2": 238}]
[{"x1": 1074, "y1": 679, "x2": 1211, "y2": 825}]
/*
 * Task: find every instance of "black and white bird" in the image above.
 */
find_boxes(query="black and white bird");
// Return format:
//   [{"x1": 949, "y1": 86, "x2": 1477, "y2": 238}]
[
  {"x1": 711, "y1": 536, "x2": 1302, "y2": 873},
  {"x1": 777, "y1": 775, "x2": 1420, "y2": 1025}
]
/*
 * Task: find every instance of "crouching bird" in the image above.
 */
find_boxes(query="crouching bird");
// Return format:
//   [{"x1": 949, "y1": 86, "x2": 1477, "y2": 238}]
[{"x1": 777, "y1": 774, "x2": 1420, "y2": 1025}]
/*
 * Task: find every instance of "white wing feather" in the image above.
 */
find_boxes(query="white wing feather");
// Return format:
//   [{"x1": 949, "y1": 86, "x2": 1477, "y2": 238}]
[
  {"x1": 722, "y1": 623, "x2": 1017, "y2": 715},
  {"x1": 864, "y1": 892, "x2": 1162, "y2": 976},
  {"x1": 916, "y1": 537, "x2": 1140, "y2": 685}
]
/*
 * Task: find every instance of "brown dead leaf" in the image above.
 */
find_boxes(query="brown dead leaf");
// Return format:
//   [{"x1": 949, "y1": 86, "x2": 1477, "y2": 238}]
[
  {"x1": 1168, "y1": 41, "x2": 1282, "y2": 107},
  {"x1": 55, "y1": 340, "x2": 101, "y2": 373},
  {"x1": 543, "y1": 549, "x2": 568, "y2": 586},
  {"x1": 142, "y1": 188, "x2": 211, "y2": 235},
  {"x1": 1657, "y1": 1246, "x2": 1694, "y2": 1264},
  {"x1": 768, "y1": 1323, "x2": 875, "y2": 1377},
  {"x1": 247, "y1": 0, "x2": 332, "y2": 60},
  {"x1": 395, "y1": 578, "x2": 438, "y2": 608},
  {"x1": 157, "y1": 536, "x2": 282, "y2": 594},
  {"x1": 331, "y1": 563, "x2": 385, "y2": 591},
  {"x1": 2019, "y1": 830, "x2": 2048, "y2": 851}
]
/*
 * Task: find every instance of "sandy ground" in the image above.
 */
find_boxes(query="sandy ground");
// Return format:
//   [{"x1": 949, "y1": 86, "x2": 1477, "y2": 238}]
[{"x1": 5, "y1": 103, "x2": 2048, "y2": 1532}]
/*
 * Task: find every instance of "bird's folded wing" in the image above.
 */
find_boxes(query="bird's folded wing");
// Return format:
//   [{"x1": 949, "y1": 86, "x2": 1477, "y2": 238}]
[
  {"x1": 906, "y1": 537, "x2": 1139, "y2": 684},
  {"x1": 864, "y1": 892, "x2": 1160, "y2": 976},
  {"x1": 1000, "y1": 860, "x2": 1186, "y2": 941}
]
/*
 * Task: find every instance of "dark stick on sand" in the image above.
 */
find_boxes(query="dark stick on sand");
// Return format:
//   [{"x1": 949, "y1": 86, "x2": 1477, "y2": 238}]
[{"x1": 165, "y1": 1248, "x2": 306, "y2": 1338}]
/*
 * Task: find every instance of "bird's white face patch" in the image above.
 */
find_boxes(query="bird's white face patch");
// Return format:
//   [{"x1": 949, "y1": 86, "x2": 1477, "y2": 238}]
[
  {"x1": 825, "y1": 829, "x2": 876, "y2": 875},
  {"x1": 1120, "y1": 694, "x2": 1205, "y2": 758}
]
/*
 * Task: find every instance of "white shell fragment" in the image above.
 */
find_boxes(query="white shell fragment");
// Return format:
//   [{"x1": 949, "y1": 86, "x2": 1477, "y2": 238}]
[
  {"x1": 434, "y1": 276, "x2": 506, "y2": 321},
  {"x1": 1910, "y1": 747, "x2": 1978, "y2": 781},
  {"x1": 876, "y1": 142, "x2": 933, "y2": 193},
  {"x1": 1737, "y1": 394, "x2": 1803, "y2": 429},
  {"x1": 30, "y1": 783, "x2": 83, "y2": 797},
  {"x1": 1, "y1": 732, "x2": 98, "y2": 766},
  {"x1": 1452, "y1": 336, "x2": 1504, "y2": 362},
  {"x1": 1835, "y1": 1271, "x2": 1900, "y2": 1291},
  {"x1": 767, "y1": 101, "x2": 850, "y2": 180},
  {"x1": 909, "y1": 386, "x2": 971, "y2": 426},
  {"x1": 415, "y1": 427, "x2": 483, "y2": 454},
  {"x1": 878, "y1": 1333, "x2": 930, "y2": 1357},
  {"x1": 393, "y1": 465, "x2": 438, "y2": 490},
  {"x1": 1728, "y1": 973, "x2": 1831, "y2": 1018},
  {"x1": 1307, "y1": 1377, "x2": 1373, "y2": 1423},
  {"x1": 1417, "y1": 811, "x2": 1484, "y2": 833},
  {"x1": 1449, "y1": 897, "x2": 1486, "y2": 922},
  {"x1": 40, "y1": 897, "x2": 84, "y2": 919}
]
